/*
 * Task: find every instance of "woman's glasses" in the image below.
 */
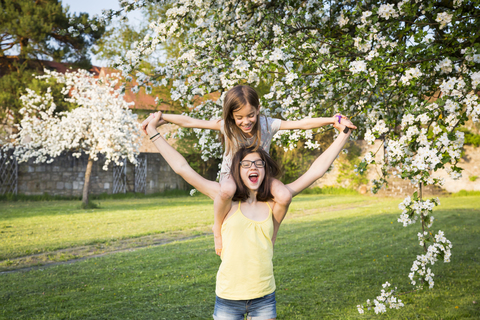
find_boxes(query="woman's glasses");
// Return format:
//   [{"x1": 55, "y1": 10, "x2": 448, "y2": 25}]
[{"x1": 240, "y1": 160, "x2": 265, "y2": 169}]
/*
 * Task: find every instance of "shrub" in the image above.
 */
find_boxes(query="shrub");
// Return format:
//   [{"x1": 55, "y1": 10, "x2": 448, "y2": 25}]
[
  {"x1": 451, "y1": 190, "x2": 480, "y2": 197},
  {"x1": 300, "y1": 186, "x2": 359, "y2": 195}
]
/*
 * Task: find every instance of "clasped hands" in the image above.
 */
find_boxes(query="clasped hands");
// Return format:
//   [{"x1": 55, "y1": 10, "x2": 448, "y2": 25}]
[
  {"x1": 141, "y1": 111, "x2": 165, "y2": 135},
  {"x1": 333, "y1": 114, "x2": 357, "y2": 133}
]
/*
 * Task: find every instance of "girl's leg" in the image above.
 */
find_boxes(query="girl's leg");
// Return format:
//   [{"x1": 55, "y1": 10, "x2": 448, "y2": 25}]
[
  {"x1": 270, "y1": 178, "x2": 292, "y2": 246},
  {"x1": 213, "y1": 175, "x2": 237, "y2": 256}
]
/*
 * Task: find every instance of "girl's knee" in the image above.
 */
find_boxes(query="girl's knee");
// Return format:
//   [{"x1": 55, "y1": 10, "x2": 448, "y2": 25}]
[{"x1": 219, "y1": 178, "x2": 236, "y2": 200}]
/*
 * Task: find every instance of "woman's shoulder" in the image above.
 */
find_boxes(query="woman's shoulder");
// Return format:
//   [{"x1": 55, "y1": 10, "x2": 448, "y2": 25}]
[
  {"x1": 223, "y1": 201, "x2": 241, "y2": 222},
  {"x1": 265, "y1": 200, "x2": 275, "y2": 212}
]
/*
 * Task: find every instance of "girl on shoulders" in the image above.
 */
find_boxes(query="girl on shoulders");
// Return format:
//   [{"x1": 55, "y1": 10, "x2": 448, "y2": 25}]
[
  {"x1": 145, "y1": 110, "x2": 354, "y2": 319},
  {"x1": 142, "y1": 85, "x2": 356, "y2": 255}
]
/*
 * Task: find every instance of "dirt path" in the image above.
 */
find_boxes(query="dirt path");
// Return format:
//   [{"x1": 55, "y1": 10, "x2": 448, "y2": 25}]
[{"x1": 1, "y1": 201, "x2": 375, "y2": 274}]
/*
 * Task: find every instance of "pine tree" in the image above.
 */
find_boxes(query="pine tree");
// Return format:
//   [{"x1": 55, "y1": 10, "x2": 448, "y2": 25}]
[{"x1": 0, "y1": 0, "x2": 106, "y2": 129}]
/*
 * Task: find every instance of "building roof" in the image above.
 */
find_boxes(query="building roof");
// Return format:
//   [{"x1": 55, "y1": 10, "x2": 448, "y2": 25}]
[
  {"x1": 1, "y1": 57, "x2": 174, "y2": 112},
  {"x1": 95, "y1": 67, "x2": 173, "y2": 112}
]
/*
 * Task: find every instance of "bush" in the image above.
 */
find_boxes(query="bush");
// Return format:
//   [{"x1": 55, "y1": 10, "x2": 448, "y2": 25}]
[
  {"x1": 300, "y1": 186, "x2": 359, "y2": 195},
  {"x1": 458, "y1": 127, "x2": 480, "y2": 147},
  {"x1": 336, "y1": 142, "x2": 369, "y2": 188},
  {"x1": 451, "y1": 190, "x2": 480, "y2": 197},
  {"x1": 271, "y1": 130, "x2": 334, "y2": 184}
]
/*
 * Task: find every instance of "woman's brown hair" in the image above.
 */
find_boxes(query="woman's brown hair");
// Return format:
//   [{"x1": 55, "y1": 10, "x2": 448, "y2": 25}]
[
  {"x1": 230, "y1": 147, "x2": 281, "y2": 202},
  {"x1": 222, "y1": 85, "x2": 262, "y2": 156}
]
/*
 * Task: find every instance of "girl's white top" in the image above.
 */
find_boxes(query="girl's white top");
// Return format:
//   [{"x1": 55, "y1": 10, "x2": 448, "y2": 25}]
[{"x1": 220, "y1": 116, "x2": 281, "y2": 175}]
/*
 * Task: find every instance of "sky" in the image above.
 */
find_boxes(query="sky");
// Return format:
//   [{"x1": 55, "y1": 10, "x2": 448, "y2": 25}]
[
  {"x1": 61, "y1": 0, "x2": 118, "y2": 17},
  {"x1": 61, "y1": 0, "x2": 143, "y2": 66}
]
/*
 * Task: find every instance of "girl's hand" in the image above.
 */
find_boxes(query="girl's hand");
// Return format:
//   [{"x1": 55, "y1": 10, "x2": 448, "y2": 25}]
[
  {"x1": 141, "y1": 112, "x2": 165, "y2": 134},
  {"x1": 333, "y1": 114, "x2": 357, "y2": 132},
  {"x1": 147, "y1": 111, "x2": 167, "y2": 131},
  {"x1": 333, "y1": 114, "x2": 347, "y2": 124}
]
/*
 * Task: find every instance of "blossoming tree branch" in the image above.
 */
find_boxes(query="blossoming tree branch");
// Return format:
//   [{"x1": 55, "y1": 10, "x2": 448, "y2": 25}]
[
  {"x1": 3, "y1": 70, "x2": 141, "y2": 208},
  {"x1": 104, "y1": 0, "x2": 478, "y2": 314}
]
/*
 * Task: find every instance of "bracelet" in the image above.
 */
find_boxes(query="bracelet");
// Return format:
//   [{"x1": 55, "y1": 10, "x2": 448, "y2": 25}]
[
  {"x1": 343, "y1": 126, "x2": 349, "y2": 134},
  {"x1": 149, "y1": 133, "x2": 160, "y2": 140},
  {"x1": 151, "y1": 136, "x2": 161, "y2": 143}
]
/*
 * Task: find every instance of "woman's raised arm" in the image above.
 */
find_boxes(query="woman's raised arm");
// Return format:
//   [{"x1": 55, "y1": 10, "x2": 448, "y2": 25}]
[
  {"x1": 146, "y1": 112, "x2": 220, "y2": 200},
  {"x1": 270, "y1": 119, "x2": 355, "y2": 241},
  {"x1": 286, "y1": 120, "x2": 353, "y2": 197}
]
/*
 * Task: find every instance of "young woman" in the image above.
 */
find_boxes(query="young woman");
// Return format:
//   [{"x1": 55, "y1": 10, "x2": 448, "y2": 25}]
[
  {"x1": 142, "y1": 85, "x2": 356, "y2": 256},
  {"x1": 145, "y1": 111, "x2": 354, "y2": 320}
]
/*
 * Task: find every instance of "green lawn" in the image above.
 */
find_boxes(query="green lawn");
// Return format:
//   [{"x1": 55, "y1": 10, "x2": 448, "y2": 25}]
[
  {"x1": 0, "y1": 195, "x2": 370, "y2": 261},
  {"x1": 1, "y1": 195, "x2": 479, "y2": 319}
]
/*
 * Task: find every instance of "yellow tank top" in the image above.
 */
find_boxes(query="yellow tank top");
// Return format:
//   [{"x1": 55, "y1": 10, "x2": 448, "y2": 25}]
[{"x1": 216, "y1": 201, "x2": 275, "y2": 300}]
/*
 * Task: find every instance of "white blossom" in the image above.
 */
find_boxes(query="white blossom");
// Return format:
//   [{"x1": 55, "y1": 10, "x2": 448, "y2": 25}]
[
  {"x1": 378, "y1": 4, "x2": 399, "y2": 20},
  {"x1": 349, "y1": 60, "x2": 367, "y2": 74},
  {"x1": 5, "y1": 69, "x2": 141, "y2": 170},
  {"x1": 436, "y1": 12, "x2": 453, "y2": 29}
]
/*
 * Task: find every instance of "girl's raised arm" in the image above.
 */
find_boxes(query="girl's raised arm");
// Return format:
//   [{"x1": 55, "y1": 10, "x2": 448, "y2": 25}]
[
  {"x1": 285, "y1": 121, "x2": 353, "y2": 197},
  {"x1": 141, "y1": 113, "x2": 221, "y2": 134},
  {"x1": 279, "y1": 115, "x2": 357, "y2": 131},
  {"x1": 162, "y1": 114, "x2": 221, "y2": 130},
  {"x1": 146, "y1": 112, "x2": 220, "y2": 200}
]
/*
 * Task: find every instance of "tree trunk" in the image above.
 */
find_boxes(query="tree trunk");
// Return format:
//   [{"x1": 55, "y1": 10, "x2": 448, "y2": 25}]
[{"x1": 82, "y1": 156, "x2": 94, "y2": 208}]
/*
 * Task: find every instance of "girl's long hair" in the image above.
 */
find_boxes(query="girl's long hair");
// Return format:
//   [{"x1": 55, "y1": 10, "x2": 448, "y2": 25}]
[
  {"x1": 230, "y1": 147, "x2": 281, "y2": 202},
  {"x1": 222, "y1": 85, "x2": 262, "y2": 156}
]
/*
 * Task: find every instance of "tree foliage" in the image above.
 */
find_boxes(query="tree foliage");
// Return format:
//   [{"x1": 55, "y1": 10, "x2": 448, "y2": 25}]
[
  {"x1": 103, "y1": 0, "x2": 480, "y2": 314},
  {"x1": 336, "y1": 141, "x2": 369, "y2": 188},
  {"x1": 2, "y1": 70, "x2": 141, "y2": 207},
  {"x1": 0, "y1": 0, "x2": 106, "y2": 126}
]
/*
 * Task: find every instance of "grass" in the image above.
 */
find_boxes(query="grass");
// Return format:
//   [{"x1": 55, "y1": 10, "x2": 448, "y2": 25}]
[
  {"x1": 0, "y1": 195, "x2": 215, "y2": 261},
  {"x1": 0, "y1": 189, "x2": 192, "y2": 202},
  {"x1": 0, "y1": 195, "x2": 479, "y2": 319},
  {"x1": 0, "y1": 194, "x2": 369, "y2": 262}
]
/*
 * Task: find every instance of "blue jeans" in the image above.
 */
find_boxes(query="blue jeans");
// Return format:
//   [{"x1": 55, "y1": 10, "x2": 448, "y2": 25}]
[{"x1": 213, "y1": 292, "x2": 276, "y2": 320}]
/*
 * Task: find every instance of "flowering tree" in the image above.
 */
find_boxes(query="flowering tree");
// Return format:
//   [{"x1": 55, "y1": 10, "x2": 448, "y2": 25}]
[
  {"x1": 0, "y1": 0, "x2": 106, "y2": 126},
  {"x1": 2, "y1": 69, "x2": 141, "y2": 208},
  {"x1": 105, "y1": 0, "x2": 479, "y2": 313}
]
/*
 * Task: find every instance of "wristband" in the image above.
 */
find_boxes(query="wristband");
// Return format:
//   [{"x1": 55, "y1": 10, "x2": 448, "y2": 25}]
[
  {"x1": 149, "y1": 133, "x2": 160, "y2": 140},
  {"x1": 343, "y1": 126, "x2": 349, "y2": 134}
]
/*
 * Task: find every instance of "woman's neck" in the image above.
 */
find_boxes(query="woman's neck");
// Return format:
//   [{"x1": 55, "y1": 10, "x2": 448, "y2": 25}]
[{"x1": 245, "y1": 190, "x2": 258, "y2": 204}]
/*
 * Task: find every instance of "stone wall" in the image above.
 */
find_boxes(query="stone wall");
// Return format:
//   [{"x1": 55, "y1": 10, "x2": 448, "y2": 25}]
[{"x1": 16, "y1": 152, "x2": 188, "y2": 196}]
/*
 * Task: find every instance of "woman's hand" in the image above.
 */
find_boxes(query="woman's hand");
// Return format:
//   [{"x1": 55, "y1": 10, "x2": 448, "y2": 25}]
[
  {"x1": 333, "y1": 114, "x2": 357, "y2": 132},
  {"x1": 145, "y1": 111, "x2": 167, "y2": 137},
  {"x1": 141, "y1": 111, "x2": 166, "y2": 135}
]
